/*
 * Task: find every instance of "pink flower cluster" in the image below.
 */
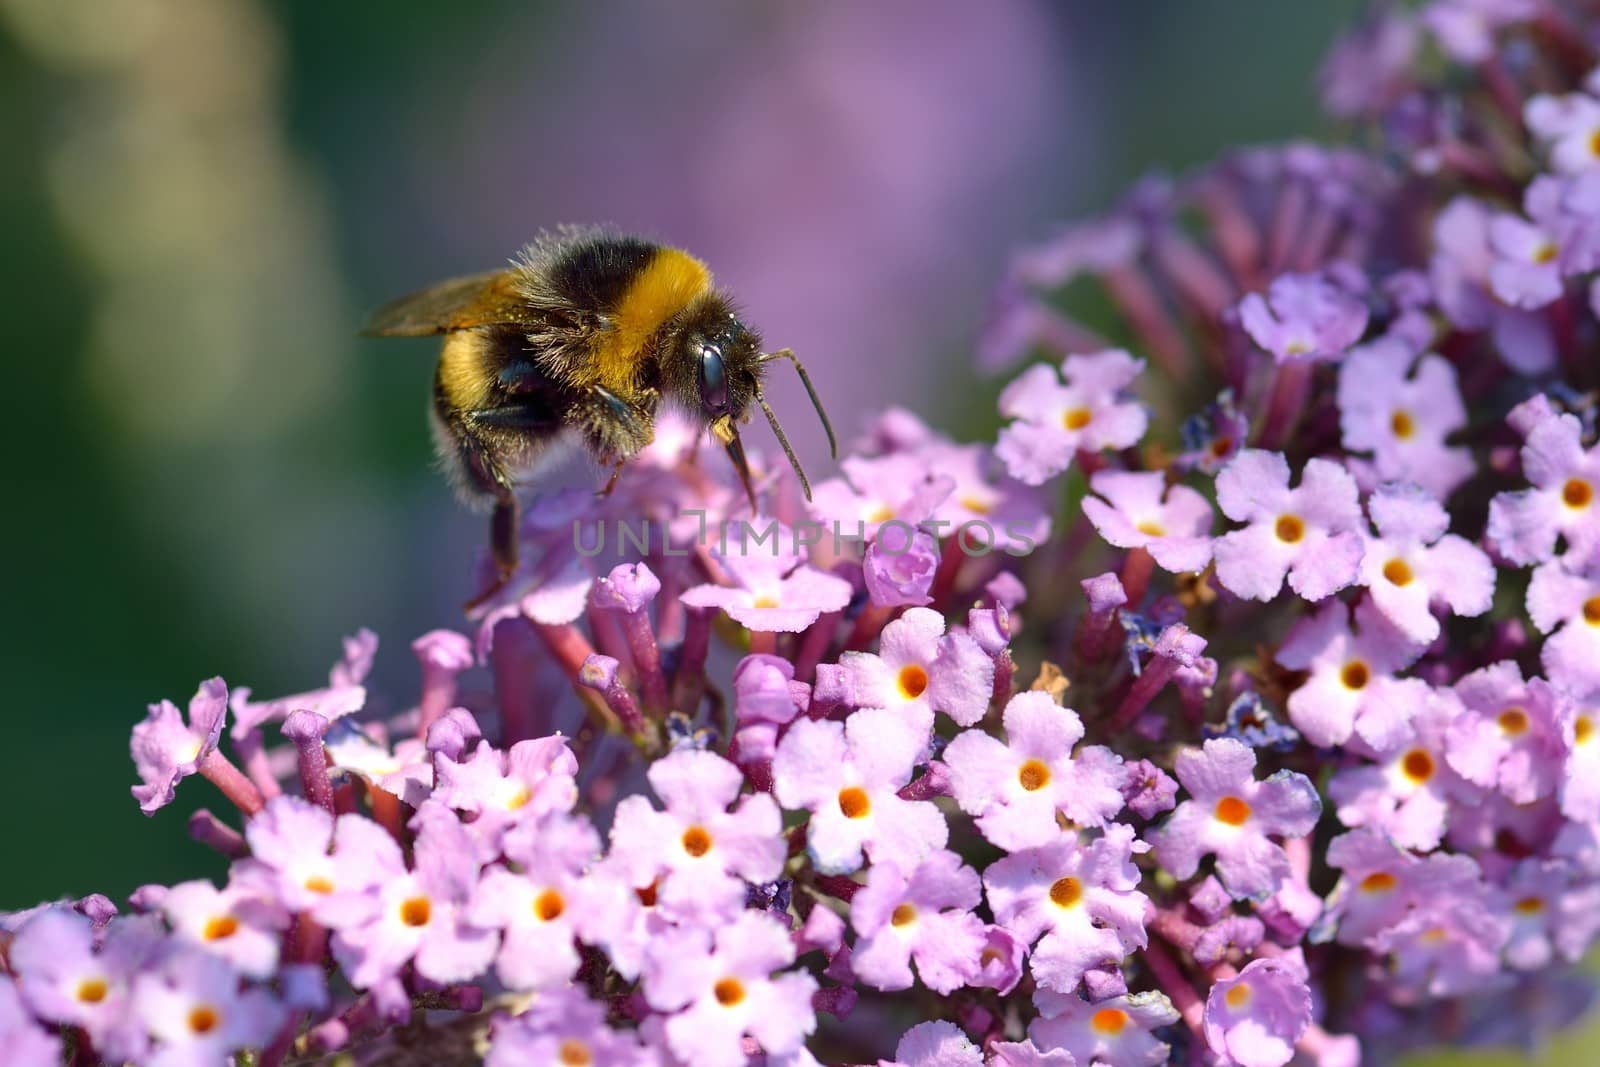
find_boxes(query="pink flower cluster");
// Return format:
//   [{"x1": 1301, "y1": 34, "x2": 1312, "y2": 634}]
[{"x1": 8, "y1": 3, "x2": 1600, "y2": 1065}]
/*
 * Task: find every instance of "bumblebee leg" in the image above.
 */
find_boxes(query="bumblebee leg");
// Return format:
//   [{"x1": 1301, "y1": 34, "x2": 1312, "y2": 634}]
[
  {"x1": 583, "y1": 386, "x2": 653, "y2": 497},
  {"x1": 490, "y1": 495, "x2": 519, "y2": 576},
  {"x1": 599, "y1": 459, "x2": 626, "y2": 497}
]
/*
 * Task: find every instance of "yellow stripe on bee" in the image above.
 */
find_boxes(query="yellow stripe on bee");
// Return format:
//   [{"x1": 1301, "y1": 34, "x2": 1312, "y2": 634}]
[
  {"x1": 591, "y1": 247, "x2": 712, "y2": 389},
  {"x1": 437, "y1": 331, "x2": 495, "y2": 411}
]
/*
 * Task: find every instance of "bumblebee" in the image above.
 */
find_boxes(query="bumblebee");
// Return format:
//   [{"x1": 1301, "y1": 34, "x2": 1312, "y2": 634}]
[{"x1": 364, "y1": 228, "x2": 835, "y2": 580}]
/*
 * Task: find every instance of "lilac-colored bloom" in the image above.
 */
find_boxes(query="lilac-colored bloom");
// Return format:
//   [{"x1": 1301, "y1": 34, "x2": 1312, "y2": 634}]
[
  {"x1": 323, "y1": 727, "x2": 433, "y2": 807},
  {"x1": 469, "y1": 813, "x2": 599, "y2": 990},
  {"x1": 1557, "y1": 694, "x2": 1600, "y2": 822},
  {"x1": 0, "y1": 976, "x2": 61, "y2": 1067},
  {"x1": 878, "y1": 1020, "x2": 984, "y2": 1067},
  {"x1": 9, "y1": 909, "x2": 160, "y2": 1062},
  {"x1": 1030, "y1": 988, "x2": 1179, "y2": 1067},
  {"x1": 1276, "y1": 598, "x2": 1426, "y2": 749},
  {"x1": 1494, "y1": 858, "x2": 1600, "y2": 970},
  {"x1": 130, "y1": 677, "x2": 229, "y2": 813},
  {"x1": 1153, "y1": 738, "x2": 1322, "y2": 900},
  {"x1": 1488, "y1": 204, "x2": 1564, "y2": 309},
  {"x1": 1336, "y1": 337, "x2": 1474, "y2": 500},
  {"x1": 1323, "y1": 828, "x2": 1481, "y2": 949},
  {"x1": 229, "y1": 629, "x2": 374, "y2": 741},
  {"x1": 133, "y1": 950, "x2": 284, "y2": 1067},
  {"x1": 1359, "y1": 483, "x2": 1495, "y2": 644},
  {"x1": 1423, "y1": 0, "x2": 1535, "y2": 62},
  {"x1": 1203, "y1": 958, "x2": 1312, "y2": 1067},
  {"x1": 1488, "y1": 404, "x2": 1600, "y2": 565},
  {"x1": 1237, "y1": 271, "x2": 1368, "y2": 363},
  {"x1": 772, "y1": 708, "x2": 946, "y2": 874},
  {"x1": 1081, "y1": 470, "x2": 1213, "y2": 573},
  {"x1": 1446, "y1": 661, "x2": 1567, "y2": 804},
  {"x1": 485, "y1": 987, "x2": 653, "y2": 1067},
  {"x1": 1372, "y1": 880, "x2": 1511, "y2": 998},
  {"x1": 431, "y1": 734, "x2": 579, "y2": 841},
  {"x1": 865, "y1": 524, "x2": 940, "y2": 607},
  {"x1": 160, "y1": 878, "x2": 286, "y2": 980},
  {"x1": 850, "y1": 850, "x2": 987, "y2": 994},
  {"x1": 610, "y1": 748, "x2": 783, "y2": 920},
  {"x1": 819, "y1": 607, "x2": 993, "y2": 729},
  {"x1": 983, "y1": 826, "x2": 1150, "y2": 993},
  {"x1": 680, "y1": 520, "x2": 853, "y2": 632},
  {"x1": 923, "y1": 441, "x2": 1053, "y2": 556},
  {"x1": 944, "y1": 691, "x2": 1124, "y2": 850},
  {"x1": 810, "y1": 452, "x2": 955, "y2": 542},
  {"x1": 642, "y1": 910, "x2": 817, "y2": 1067},
  {"x1": 237, "y1": 796, "x2": 398, "y2": 924},
  {"x1": 1120, "y1": 759, "x2": 1178, "y2": 819},
  {"x1": 732, "y1": 653, "x2": 806, "y2": 761},
  {"x1": 1212, "y1": 451, "x2": 1365, "y2": 602},
  {"x1": 325, "y1": 812, "x2": 497, "y2": 988},
  {"x1": 1528, "y1": 553, "x2": 1600, "y2": 694},
  {"x1": 1328, "y1": 685, "x2": 1476, "y2": 851},
  {"x1": 995, "y1": 350, "x2": 1148, "y2": 486},
  {"x1": 970, "y1": 924, "x2": 1028, "y2": 996},
  {"x1": 1527, "y1": 74, "x2": 1600, "y2": 173},
  {"x1": 1429, "y1": 196, "x2": 1557, "y2": 374}
]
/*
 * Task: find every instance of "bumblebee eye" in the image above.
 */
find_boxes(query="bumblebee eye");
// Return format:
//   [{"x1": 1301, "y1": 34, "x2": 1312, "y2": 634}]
[{"x1": 698, "y1": 345, "x2": 729, "y2": 413}]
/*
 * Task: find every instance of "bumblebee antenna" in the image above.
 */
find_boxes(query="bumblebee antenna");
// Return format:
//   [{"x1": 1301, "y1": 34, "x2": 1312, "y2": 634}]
[
  {"x1": 761, "y1": 348, "x2": 837, "y2": 459},
  {"x1": 754, "y1": 387, "x2": 813, "y2": 501},
  {"x1": 712, "y1": 417, "x2": 760, "y2": 514}
]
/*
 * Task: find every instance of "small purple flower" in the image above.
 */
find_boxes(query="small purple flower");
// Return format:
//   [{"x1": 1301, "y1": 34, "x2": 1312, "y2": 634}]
[
  {"x1": 610, "y1": 748, "x2": 783, "y2": 921},
  {"x1": 1329, "y1": 686, "x2": 1477, "y2": 851},
  {"x1": 133, "y1": 950, "x2": 284, "y2": 1067},
  {"x1": 1429, "y1": 196, "x2": 1558, "y2": 374},
  {"x1": 1488, "y1": 200, "x2": 1564, "y2": 310},
  {"x1": 878, "y1": 1020, "x2": 984, "y2": 1067},
  {"x1": 1527, "y1": 74, "x2": 1600, "y2": 174},
  {"x1": 923, "y1": 441, "x2": 1053, "y2": 556},
  {"x1": 469, "y1": 813, "x2": 599, "y2": 990},
  {"x1": 160, "y1": 878, "x2": 286, "y2": 980},
  {"x1": 1487, "y1": 404, "x2": 1600, "y2": 566},
  {"x1": 1358, "y1": 483, "x2": 1495, "y2": 644},
  {"x1": 1203, "y1": 958, "x2": 1312, "y2": 1067},
  {"x1": 810, "y1": 453, "x2": 955, "y2": 542},
  {"x1": 1336, "y1": 337, "x2": 1474, "y2": 500},
  {"x1": 1494, "y1": 858, "x2": 1600, "y2": 970},
  {"x1": 485, "y1": 987, "x2": 653, "y2": 1067},
  {"x1": 772, "y1": 709, "x2": 946, "y2": 874},
  {"x1": 995, "y1": 350, "x2": 1148, "y2": 486},
  {"x1": 944, "y1": 691, "x2": 1125, "y2": 850},
  {"x1": 1081, "y1": 470, "x2": 1214, "y2": 573},
  {"x1": 1527, "y1": 552, "x2": 1600, "y2": 694},
  {"x1": 1445, "y1": 661, "x2": 1566, "y2": 804},
  {"x1": 323, "y1": 728, "x2": 433, "y2": 807},
  {"x1": 1557, "y1": 695, "x2": 1600, "y2": 822},
  {"x1": 1152, "y1": 738, "x2": 1322, "y2": 901},
  {"x1": 1212, "y1": 450, "x2": 1365, "y2": 602},
  {"x1": 237, "y1": 796, "x2": 398, "y2": 924},
  {"x1": 1372, "y1": 882, "x2": 1511, "y2": 998},
  {"x1": 1323, "y1": 828, "x2": 1481, "y2": 949},
  {"x1": 130, "y1": 677, "x2": 229, "y2": 814},
  {"x1": 983, "y1": 826, "x2": 1150, "y2": 994},
  {"x1": 325, "y1": 812, "x2": 497, "y2": 988},
  {"x1": 229, "y1": 630, "x2": 374, "y2": 741},
  {"x1": 431, "y1": 734, "x2": 579, "y2": 842},
  {"x1": 850, "y1": 850, "x2": 987, "y2": 994},
  {"x1": 680, "y1": 520, "x2": 853, "y2": 633},
  {"x1": 1277, "y1": 597, "x2": 1425, "y2": 746},
  {"x1": 1120, "y1": 759, "x2": 1179, "y2": 819},
  {"x1": 864, "y1": 524, "x2": 940, "y2": 607},
  {"x1": 819, "y1": 607, "x2": 994, "y2": 729},
  {"x1": 0, "y1": 976, "x2": 61, "y2": 1067},
  {"x1": 9, "y1": 909, "x2": 160, "y2": 1062},
  {"x1": 642, "y1": 911, "x2": 817, "y2": 1067},
  {"x1": 1237, "y1": 271, "x2": 1369, "y2": 363},
  {"x1": 1029, "y1": 988, "x2": 1179, "y2": 1067},
  {"x1": 732, "y1": 653, "x2": 807, "y2": 761}
]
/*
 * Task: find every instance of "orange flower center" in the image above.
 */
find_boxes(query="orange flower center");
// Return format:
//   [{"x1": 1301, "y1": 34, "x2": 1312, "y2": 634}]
[
  {"x1": 1498, "y1": 707, "x2": 1530, "y2": 736},
  {"x1": 1563, "y1": 478, "x2": 1594, "y2": 509},
  {"x1": 713, "y1": 978, "x2": 746, "y2": 1006},
  {"x1": 188, "y1": 1005, "x2": 220, "y2": 1034},
  {"x1": 1534, "y1": 242, "x2": 1559, "y2": 264},
  {"x1": 681, "y1": 825, "x2": 713, "y2": 857},
  {"x1": 202, "y1": 915, "x2": 239, "y2": 941},
  {"x1": 1017, "y1": 759, "x2": 1051, "y2": 792},
  {"x1": 1341, "y1": 660, "x2": 1371, "y2": 690},
  {"x1": 1136, "y1": 520, "x2": 1167, "y2": 538},
  {"x1": 399, "y1": 896, "x2": 432, "y2": 927},
  {"x1": 838, "y1": 786, "x2": 872, "y2": 819},
  {"x1": 1063, "y1": 407, "x2": 1093, "y2": 431},
  {"x1": 1584, "y1": 596, "x2": 1600, "y2": 625},
  {"x1": 897, "y1": 664, "x2": 929, "y2": 700},
  {"x1": 1274, "y1": 515, "x2": 1305, "y2": 543},
  {"x1": 1382, "y1": 558, "x2": 1414, "y2": 586},
  {"x1": 1390, "y1": 410, "x2": 1416, "y2": 439},
  {"x1": 304, "y1": 875, "x2": 334, "y2": 894},
  {"x1": 559, "y1": 1038, "x2": 594, "y2": 1066},
  {"x1": 505, "y1": 784, "x2": 532, "y2": 810},
  {"x1": 1091, "y1": 1007, "x2": 1130, "y2": 1035},
  {"x1": 1214, "y1": 795, "x2": 1252, "y2": 826},
  {"x1": 1360, "y1": 871, "x2": 1398, "y2": 894},
  {"x1": 1224, "y1": 983, "x2": 1253, "y2": 1010},
  {"x1": 1401, "y1": 748, "x2": 1436, "y2": 784},
  {"x1": 751, "y1": 593, "x2": 780, "y2": 610},
  {"x1": 1577, "y1": 714, "x2": 1595, "y2": 745},
  {"x1": 1514, "y1": 896, "x2": 1546, "y2": 916},
  {"x1": 891, "y1": 904, "x2": 918, "y2": 927},
  {"x1": 75, "y1": 978, "x2": 108, "y2": 1004},
  {"x1": 534, "y1": 889, "x2": 566, "y2": 922},
  {"x1": 1049, "y1": 877, "x2": 1083, "y2": 908}
]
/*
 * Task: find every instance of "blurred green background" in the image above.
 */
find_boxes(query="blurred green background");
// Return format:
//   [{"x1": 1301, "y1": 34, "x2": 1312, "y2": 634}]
[{"x1": 0, "y1": 0, "x2": 1588, "y2": 1061}]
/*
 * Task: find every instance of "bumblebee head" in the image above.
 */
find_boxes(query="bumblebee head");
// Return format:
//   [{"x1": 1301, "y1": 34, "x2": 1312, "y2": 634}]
[{"x1": 686, "y1": 315, "x2": 760, "y2": 422}]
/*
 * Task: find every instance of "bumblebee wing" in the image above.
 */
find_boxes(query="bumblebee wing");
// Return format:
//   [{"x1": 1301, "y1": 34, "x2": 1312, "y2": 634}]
[{"x1": 362, "y1": 270, "x2": 535, "y2": 337}]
